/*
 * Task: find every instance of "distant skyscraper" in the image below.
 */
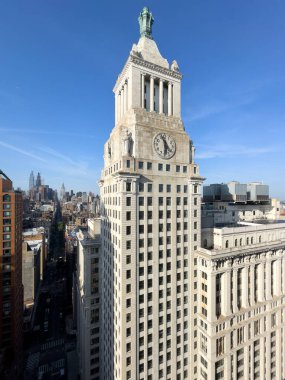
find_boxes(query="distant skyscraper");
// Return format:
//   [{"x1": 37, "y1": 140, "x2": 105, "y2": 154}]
[
  {"x1": 0, "y1": 170, "x2": 23, "y2": 375},
  {"x1": 60, "y1": 183, "x2": 66, "y2": 201},
  {"x1": 35, "y1": 172, "x2": 41, "y2": 188},
  {"x1": 28, "y1": 171, "x2": 34, "y2": 191}
]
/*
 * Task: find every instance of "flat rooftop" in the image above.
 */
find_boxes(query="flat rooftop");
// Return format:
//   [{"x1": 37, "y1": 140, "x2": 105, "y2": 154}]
[{"x1": 214, "y1": 220, "x2": 285, "y2": 229}]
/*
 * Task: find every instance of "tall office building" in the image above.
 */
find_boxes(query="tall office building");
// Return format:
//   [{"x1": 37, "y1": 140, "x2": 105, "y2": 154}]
[
  {"x1": 29, "y1": 171, "x2": 34, "y2": 191},
  {"x1": 100, "y1": 7, "x2": 203, "y2": 380},
  {"x1": 35, "y1": 172, "x2": 42, "y2": 188},
  {"x1": 60, "y1": 183, "x2": 66, "y2": 201},
  {"x1": 0, "y1": 170, "x2": 23, "y2": 375}
]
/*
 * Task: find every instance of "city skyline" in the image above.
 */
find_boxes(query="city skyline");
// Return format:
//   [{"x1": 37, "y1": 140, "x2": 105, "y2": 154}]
[{"x1": 0, "y1": 1, "x2": 284, "y2": 198}]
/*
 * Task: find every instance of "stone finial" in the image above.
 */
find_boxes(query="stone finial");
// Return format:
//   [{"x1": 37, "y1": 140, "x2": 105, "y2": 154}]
[
  {"x1": 171, "y1": 60, "x2": 179, "y2": 72},
  {"x1": 138, "y1": 7, "x2": 154, "y2": 39}
]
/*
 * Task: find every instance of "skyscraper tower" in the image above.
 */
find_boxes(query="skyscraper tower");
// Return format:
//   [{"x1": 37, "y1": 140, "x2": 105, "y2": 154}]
[
  {"x1": 0, "y1": 170, "x2": 23, "y2": 375},
  {"x1": 28, "y1": 171, "x2": 34, "y2": 191},
  {"x1": 100, "y1": 8, "x2": 203, "y2": 380},
  {"x1": 35, "y1": 172, "x2": 41, "y2": 188},
  {"x1": 60, "y1": 183, "x2": 66, "y2": 201}
]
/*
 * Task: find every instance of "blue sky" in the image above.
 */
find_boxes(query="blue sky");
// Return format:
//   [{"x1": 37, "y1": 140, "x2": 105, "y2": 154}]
[{"x1": 0, "y1": 1, "x2": 284, "y2": 199}]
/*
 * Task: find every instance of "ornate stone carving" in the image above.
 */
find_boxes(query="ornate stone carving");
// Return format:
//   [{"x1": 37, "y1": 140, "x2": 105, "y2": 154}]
[
  {"x1": 108, "y1": 141, "x2": 112, "y2": 159},
  {"x1": 171, "y1": 60, "x2": 179, "y2": 72},
  {"x1": 122, "y1": 129, "x2": 134, "y2": 157}
]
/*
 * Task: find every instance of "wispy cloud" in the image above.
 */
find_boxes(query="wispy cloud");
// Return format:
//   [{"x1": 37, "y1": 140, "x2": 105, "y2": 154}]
[
  {"x1": 0, "y1": 140, "x2": 48, "y2": 163},
  {"x1": 0, "y1": 127, "x2": 96, "y2": 138},
  {"x1": 196, "y1": 144, "x2": 277, "y2": 159}
]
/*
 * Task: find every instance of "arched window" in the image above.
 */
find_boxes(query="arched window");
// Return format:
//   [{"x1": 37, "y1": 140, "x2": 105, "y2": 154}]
[
  {"x1": 251, "y1": 237, "x2": 254, "y2": 244},
  {"x1": 259, "y1": 236, "x2": 261, "y2": 243},
  {"x1": 240, "y1": 238, "x2": 242, "y2": 246},
  {"x1": 203, "y1": 239, "x2": 207, "y2": 248},
  {"x1": 235, "y1": 239, "x2": 238, "y2": 247},
  {"x1": 246, "y1": 237, "x2": 249, "y2": 245},
  {"x1": 3, "y1": 194, "x2": 11, "y2": 202},
  {"x1": 225, "y1": 240, "x2": 229, "y2": 248}
]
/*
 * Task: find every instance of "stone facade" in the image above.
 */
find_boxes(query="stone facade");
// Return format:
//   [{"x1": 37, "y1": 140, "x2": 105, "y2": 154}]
[
  {"x1": 196, "y1": 217, "x2": 285, "y2": 379},
  {"x1": 100, "y1": 8, "x2": 204, "y2": 380}
]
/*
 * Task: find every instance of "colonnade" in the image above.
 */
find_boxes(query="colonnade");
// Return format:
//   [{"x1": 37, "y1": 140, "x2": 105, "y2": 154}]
[
  {"x1": 116, "y1": 80, "x2": 128, "y2": 123},
  {"x1": 141, "y1": 74, "x2": 173, "y2": 116},
  {"x1": 207, "y1": 255, "x2": 285, "y2": 321}
]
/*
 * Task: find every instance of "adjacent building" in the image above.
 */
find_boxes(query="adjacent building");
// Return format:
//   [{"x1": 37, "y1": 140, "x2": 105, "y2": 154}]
[
  {"x1": 76, "y1": 219, "x2": 101, "y2": 379},
  {"x1": 196, "y1": 198, "x2": 285, "y2": 380},
  {"x1": 0, "y1": 170, "x2": 23, "y2": 374}
]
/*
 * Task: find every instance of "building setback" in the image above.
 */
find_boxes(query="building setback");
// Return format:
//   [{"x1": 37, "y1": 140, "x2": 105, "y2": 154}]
[{"x1": 0, "y1": 170, "x2": 23, "y2": 375}]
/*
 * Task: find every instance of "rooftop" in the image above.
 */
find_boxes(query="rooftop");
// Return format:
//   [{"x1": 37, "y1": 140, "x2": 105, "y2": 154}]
[{"x1": 214, "y1": 220, "x2": 285, "y2": 229}]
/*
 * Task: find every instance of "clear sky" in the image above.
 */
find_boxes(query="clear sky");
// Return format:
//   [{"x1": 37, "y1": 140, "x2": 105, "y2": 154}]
[{"x1": 0, "y1": 1, "x2": 284, "y2": 199}]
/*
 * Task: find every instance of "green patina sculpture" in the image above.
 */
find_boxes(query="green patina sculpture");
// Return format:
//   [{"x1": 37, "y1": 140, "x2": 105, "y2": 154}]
[{"x1": 138, "y1": 7, "x2": 154, "y2": 39}]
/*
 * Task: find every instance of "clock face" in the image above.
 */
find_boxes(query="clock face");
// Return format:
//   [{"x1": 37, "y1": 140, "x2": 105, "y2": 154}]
[{"x1": 153, "y1": 133, "x2": 176, "y2": 159}]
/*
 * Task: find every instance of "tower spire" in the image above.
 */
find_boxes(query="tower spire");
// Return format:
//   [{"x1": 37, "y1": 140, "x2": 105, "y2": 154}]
[{"x1": 138, "y1": 7, "x2": 154, "y2": 39}]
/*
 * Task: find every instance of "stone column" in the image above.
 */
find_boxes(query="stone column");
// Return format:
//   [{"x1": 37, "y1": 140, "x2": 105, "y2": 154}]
[
  {"x1": 250, "y1": 264, "x2": 255, "y2": 306},
  {"x1": 121, "y1": 87, "x2": 124, "y2": 118},
  {"x1": 221, "y1": 271, "x2": 231, "y2": 316},
  {"x1": 265, "y1": 259, "x2": 272, "y2": 300},
  {"x1": 168, "y1": 82, "x2": 172, "y2": 116},
  {"x1": 115, "y1": 93, "x2": 118, "y2": 124},
  {"x1": 275, "y1": 259, "x2": 282, "y2": 296},
  {"x1": 118, "y1": 91, "x2": 121, "y2": 121},
  {"x1": 260, "y1": 337, "x2": 265, "y2": 380},
  {"x1": 232, "y1": 269, "x2": 238, "y2": 313},
  {"x1": 208, "y1": 274, "x2": 216, "y2": 322},
  {"x1": 242, "y1": 266, "x2": 249, "y2": 308},
  {"x1": 243, "y1": 328, "x2": 249, "y2": 379},
  {"x1": 141, "y1": 74, "x2": 145, "y2": 109},
  {"x1": 257, "y1": 262, "x2": 265, "y2": 302},
  {"x1": 124, "y1": 81, "x2": 128, "y2": 113},
  {"x1": 232, "y1": 349, "x2": 237, "y2": 380},
  {"x1": 224, "y1": 334, "x2": 231, "y2": 379},
  {"x1": 159, "y1": 79, "x2": 164, "y2": 114},
  {"x1": 283, "y1": 258, "x2": 285, "y2": 295},
  {"x1": 276, "y1": 312, "x2": 282, "y2": 380},
  {"x1": 150, "y1": 76, "x2": 154, "y2": 112}
]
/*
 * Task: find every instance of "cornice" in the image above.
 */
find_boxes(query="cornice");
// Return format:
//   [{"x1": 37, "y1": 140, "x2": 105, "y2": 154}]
[
  {"x1": 113, "y1": 54, "x2": 182, "y2": 92},
  {"x1": 130, "y1": 55, "x2": 183, "y2": 80}
]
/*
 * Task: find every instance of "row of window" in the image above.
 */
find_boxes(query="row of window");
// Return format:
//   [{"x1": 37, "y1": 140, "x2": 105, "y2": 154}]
[{"x1": 136, "y1": 161, "x2": 188, "y2": 174}]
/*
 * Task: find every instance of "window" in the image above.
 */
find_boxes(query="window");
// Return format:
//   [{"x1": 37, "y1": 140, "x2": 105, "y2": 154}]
[
  {"x1": 126, "y1": 182, "x2": 131, "y2": 191},
  {"x1": 159, "y1": 184, "x2": 163, "y2": 192},
  {"x1": 176, "y1": 165, "x2": 180, "y2": 173},
  {"x1": 126, "y1": 241, "x2": 131, "y2": 249},
  {"x1": 126, "y1": 160, "x2": 130, "y2": 168},
  {"x1": 126, "y1": 197, "x2": 131, "y2": 206},
  {"x1": 139, "y1": 161, "x2": 144, "y2": 169},
  {"x1": 126, "y1": 226, "x2": 131, "y2": 235},
  {"x1": 126, "y1": 211, "x2": 131, "y2": 220},
  {"x1": 158, "y1": 163, "x2": 163, "y2": 171},
  {"x1": 166, "y1": 164, "x2": 170, "y2": 171},
  {"x1": 3, "y1": 195, "x2": 11, "y2": 202},
  {"x1": 183, "y1": 166, "x2": 187, "y2": 173},
  {"x1": 148, "y1": 183, "x2": 153, "y2": 192},
  {"x1": 139, "y1": 183, "x2": 144, "y2": 192},
  {"x1": 139, "y1": 197, "x2": 144, "y2": 206},
  {"x1": 147, "y1": 162, "x2": 152, "y2": 170},
  {"x1": 167, "y1": 184, "x2": 171, "y2": 193},
  {"x1": 177, "y1": 185, "x2": 181, "y2": 193},
  {"x1": 147, "y1": 197, "x2": 153, "y2": 206}
]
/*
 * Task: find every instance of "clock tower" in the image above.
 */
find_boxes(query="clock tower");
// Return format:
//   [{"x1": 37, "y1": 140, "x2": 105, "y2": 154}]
[{"x1": 100, "y1": 7, "x2": 204, "y2": 380}]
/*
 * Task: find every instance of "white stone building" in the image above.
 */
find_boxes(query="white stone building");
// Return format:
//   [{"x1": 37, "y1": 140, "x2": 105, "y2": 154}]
[
  {"x1": 196, "y1": 211, "x2": 285, "y2": 379},
  {"x1": 76, "y1": 219, "x2": 101, "y2": 380},
  {"x1": 99, "y1": 7, "x2": 203, "y2": 380}
]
